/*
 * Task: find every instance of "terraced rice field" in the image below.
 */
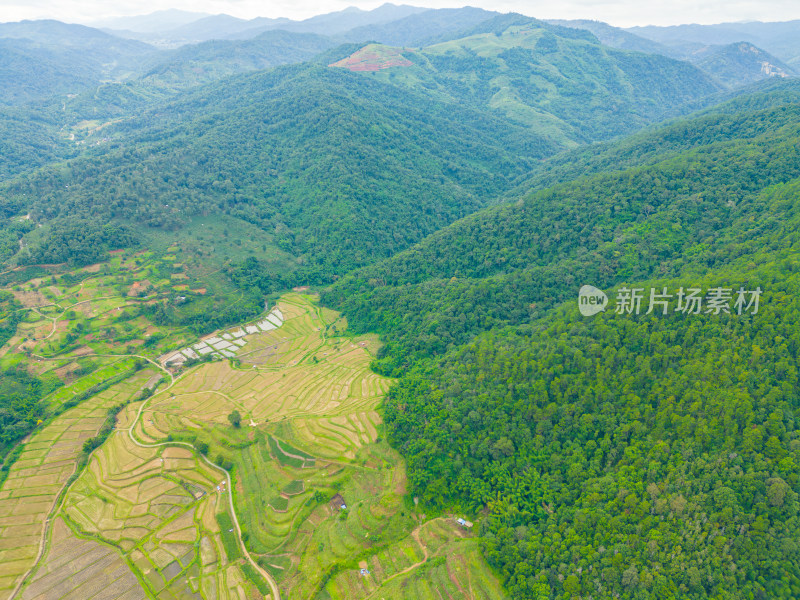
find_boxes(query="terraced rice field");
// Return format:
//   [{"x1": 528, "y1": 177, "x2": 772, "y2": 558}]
[
  {"x1": 8, "y1": 291, "x2": 505, "y2": 600},
  {"x1": 61, "y1": 407, "x2": 257, "y2": 600},
  {"x1": 127, "y1": 294, "x2": 412, "y2": 595},
  {"x1": 227, "y1": 433, "x2": 337, "y2": 553},
  {"x1": 276, "y1": 442, "x2": 414, "y2": 598},
  {"x1": 0, "y1": 368, "x2": 157, "y2": 600},
  {"x1": 141, "y1": 294, "x2": 392, "y2": 459},
  {"x1": 260, "y1": 442, "x2": 504, "y2": 599},
  {"x1": 20, "y1": 516, "x2": 146, "y2": 600},
  {"x1": 290, "y1": 411, "x2": 381, "y2": 460},
  {"x1": 234, "y1": 296, "x2": 323, "y2": 368},
  {"x1": 125, "y1": 293, "x2": 507, "y2": 599}
]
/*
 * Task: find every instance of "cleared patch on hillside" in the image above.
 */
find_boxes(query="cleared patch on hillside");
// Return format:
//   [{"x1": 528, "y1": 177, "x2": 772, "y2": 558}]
[{"x1": 329, "y1": 44, "x2": 413, "y2": 72}]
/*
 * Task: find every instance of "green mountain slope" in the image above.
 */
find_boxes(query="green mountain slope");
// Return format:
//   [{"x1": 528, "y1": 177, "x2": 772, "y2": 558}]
[
  {"x1": 686, "y1": 42, "x2": 796, "y2": 88},
  {"x1": 389, "y1": 248, "x2": 800, "y2": 599},
  {"x1": 0, "y1": 20, "x2": 157, "y2": 103},
  {"x1": 322, "y1": 84, "x2": 800, "y2": 599},
  {"x1": 138, "y1": 30, "x2": 339, "y2": 91},
  {"x1": 514, "y1": 78, "x2": 800, "y2": 193},
  {"x1": 0, "y1": 105, "x2": 74, "y2": 180},
  {"x1": 0, "y1": 18, "x2": 727, "y2": 275},
  {"x1": 0, "y1": 29, "x2": 338, "y2": 176},
  {"x1": 551, "y1": 20, "x2": 797, "y2": 89},
  {"x1": 0, "y1": 63, "x2": 546, "y2": 275},
  {"x1": 348, "y1": 15, "x2": 722, "y2": 147},
  {"x1": 0, "y1": 39, "x2": 102, "y2": 104},
  {"x1": 324, "y1": 87, "x2": 800, "y2": 368},
  {"x1": 548, "y1": 19, "x2": 680, "y2": 57}
]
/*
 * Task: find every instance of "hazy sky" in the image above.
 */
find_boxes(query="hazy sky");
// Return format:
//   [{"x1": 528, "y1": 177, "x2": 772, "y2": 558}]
[{"x1": 2, "y1": 0, "x2": 800, "y2": 28}]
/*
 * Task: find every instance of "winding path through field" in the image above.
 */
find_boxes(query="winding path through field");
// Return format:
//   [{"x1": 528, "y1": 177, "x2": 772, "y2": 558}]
[
  {"x1": 5, "y1": 368, "x2": 157, "y2": 600},
  {"x1": 10, "y1": 295, "x2": 333, "y2": 600},
  {"x1": 11, "y1": 352, "x2": 278, "y2": 600},
  {"x1": 361, "y1": 525, "x2": 431, "y2": 600},
  {"x1": 22, "y1": 290, "x2": 156, "y2": 342},
  {"x1": 127, "y1": 369, "x2": 281, "y2": 600}
]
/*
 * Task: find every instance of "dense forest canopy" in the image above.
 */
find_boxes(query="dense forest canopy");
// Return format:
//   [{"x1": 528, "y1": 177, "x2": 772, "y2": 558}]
[
  {"x1": 388, "y1": 268, "x2": 800, "y2": 598},
  {"x1": 324, "y1": 87, "x2": 800, "y2": 372},
  {"x1": 0, "y1": 64, "x2": 546, "y2": 275},
  {"x1": 324, "y1": 83, "x2": 800, "y2": 598}
]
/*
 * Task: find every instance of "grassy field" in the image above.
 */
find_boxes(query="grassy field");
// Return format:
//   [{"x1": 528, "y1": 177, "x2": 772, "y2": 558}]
[
  {"x1": 139, "y1": 214, "x2": 296, "y2": 273},
  {"x1": 0, "y1": 252, "x2": 196, "y2": 372},
  {"x1": 0, "y1": 242, "x2": 267, "y2": 376},
  {"x1": 0, "y1": 368, "x2": 158, "y2": 600}
]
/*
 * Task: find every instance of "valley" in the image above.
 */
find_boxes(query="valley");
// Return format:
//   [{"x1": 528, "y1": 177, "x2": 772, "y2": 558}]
[{"x1": 1, "y1": 4, "x2": 800, "y2": 600}]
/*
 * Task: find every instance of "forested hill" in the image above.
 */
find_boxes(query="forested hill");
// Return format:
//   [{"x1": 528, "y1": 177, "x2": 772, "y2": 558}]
[
  {"x1": 548, "y1": 20, "x2": 797, "y2": 90},
  {"x1": 0, "y1": 63, "x2": 543, "y2": 274},
  {"x1": 0, "y1": 20, "x2": 157, "y2": 104},
  {"x1": 322, "y1": 85, "x2": 800, "y2": 597},
  {"x1": 389, "y1": 246, "x2": 800, "y2": 599},
  {"x1": 346, "y1": 14, "x2": 722, "y2": 147},
  {"x1": 137, "y1": 30, "x2": 339, "y2": 91},
  {"x1": 0, "y1": 20, "x2": 725, "y2": 276},
  {"x1": 324, "y1": 84, "x2": 800, "y2": 370},
  {"x1": 512, "y1": 78, "x2": 800, "y2": 194}
]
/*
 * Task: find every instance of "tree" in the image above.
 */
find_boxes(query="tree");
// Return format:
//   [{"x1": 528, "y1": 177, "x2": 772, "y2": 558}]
[
  {"x1": 622, "y1": 566, "x2": 639, "y2": 588},
  {"x1": 563, "y1": 574, "x2": 581, "y2": 595},
  {"x1": 227, "y1": 410, "x2": 241, "y2": 428},
  {"x1": 767, "y1": 477, "x2": 790, "y2": 507}
]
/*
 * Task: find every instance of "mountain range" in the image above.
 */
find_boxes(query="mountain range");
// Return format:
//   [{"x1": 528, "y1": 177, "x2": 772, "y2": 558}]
[
  {"x1": 95, "y1": 4, "x2": 430, "y2": 47},
  {"x1": 551, "y1": 18, "x2": 797, "y2": 88},
  {"x1": 1, "y1": 7, "x2": 795, "y2": 111},
  {"x1": 0, "y1": 6, "x2": 800, "y2": 600},
  {"x1": 0, "y1": 14, "x2": 732, "y2": 275},
  {"x1": 630, "y1": 19, "x2": 800, "y2": 67}
]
